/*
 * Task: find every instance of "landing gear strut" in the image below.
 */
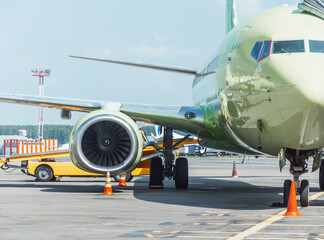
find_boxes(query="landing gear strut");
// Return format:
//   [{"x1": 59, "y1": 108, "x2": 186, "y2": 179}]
[
  {"x1": 149, "y1": 127, "x2": 189, "y2": 189},
  {"x1": 319, "y1": 159, "x2": 324, "y2": 190},
  {"x1": 283, "y1": 149, "x2": 312, "y2": 207}
]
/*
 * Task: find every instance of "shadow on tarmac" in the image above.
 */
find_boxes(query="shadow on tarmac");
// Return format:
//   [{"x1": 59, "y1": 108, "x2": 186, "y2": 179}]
[
  {"x1": 0, "y1": 182, "x2": 105, "y2": 193},
  {"x1": 132, "y1": 176, "x2": 287, "y2": 210},
  {"x1": 0, "y1": 175, "x2": 322, "y2": 209},
  {"x1": 132, "y1": 176, "x2": 323, "y2": 210}
]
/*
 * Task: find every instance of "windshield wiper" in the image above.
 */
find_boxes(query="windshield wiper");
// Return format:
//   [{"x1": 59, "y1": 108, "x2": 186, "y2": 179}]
[{"x1": 280, "y1": 48, "x2": 291, "y2": 54}]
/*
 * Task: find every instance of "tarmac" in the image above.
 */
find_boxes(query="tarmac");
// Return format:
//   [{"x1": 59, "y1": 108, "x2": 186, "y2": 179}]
[{"x1": 1, "y1": 156, "x2": 324, "y2": 240}]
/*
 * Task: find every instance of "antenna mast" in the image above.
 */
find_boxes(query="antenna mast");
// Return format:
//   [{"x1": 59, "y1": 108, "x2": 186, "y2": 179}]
[{"x1": 31, "y1": 69, "x2": 50, "y2": 140}]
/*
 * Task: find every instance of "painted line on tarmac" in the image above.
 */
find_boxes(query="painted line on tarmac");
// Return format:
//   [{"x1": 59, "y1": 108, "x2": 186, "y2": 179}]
[
  {"x1": 270, "y1": 223, "x2": 324, "y2": 227},
  {"x1": 204, "y1": 222, "x2": 324, "y2": 227},
  {"x1": 184, "y1": 231, "x2": 308, "y2": 235},
  {"x1": 145, "y1": 230, "x2": 310, "y2": 239},
  {"x1": 244, "y1": 237, "x2": 307, "y2": 240},
  {"x1": 310, "y1": 192, "x2": 324, "y2": 201},
  {"x1": 222, "y1": 213, "x2": 324, "y2": 218},
  {"x1": 226, "y1": 192, "x2": 324, "y2": 240},
  {"x1": 183, "y1": 231, "x2": 239, "y2": 234},
  {"x1": 226, "y1": 212, "x2": 286, "y2": 240},
  {"x1": 177, "y1": 236, "x2": 306, "y2": 240},
  {"x1": 177, "y1": 236, "x2": 235, "y2": 239},
  {"x1": 202, "y1": 223, "x2": 256, "y2": 226},
  {"x1": 145, "y1": 234, "x2": 173, "y2": 238}
]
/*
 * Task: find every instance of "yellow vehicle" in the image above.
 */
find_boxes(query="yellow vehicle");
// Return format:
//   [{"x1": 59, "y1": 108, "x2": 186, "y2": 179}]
[
  {"x1": 0, "y1": 149, "x2": 153, "y2": 182},
  {"x1": 28, "y1": 161, "x2": 104, "y2": 181},
  {"x1": 27, "y1": 158, "x2": 151, "y2": 182}
]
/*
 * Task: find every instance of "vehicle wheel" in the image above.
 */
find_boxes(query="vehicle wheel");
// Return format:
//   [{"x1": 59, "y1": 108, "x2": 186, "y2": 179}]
[
  {"x1": 283, "y1": 179, "x2": 291, "y2": 207},
  {"x1": 113, "y1": 173, "x2": 134, "y2": 182},
  {"x1": 319, "y1": 159, "x2": 324, "y2": 190},
  {"x1": 149, "y1": 157, "x2": 164, "y2": 189},
  {"x1": 197, "y1": 147, "x2": 207, "y2": 156},
  {"x1": 175, "y1": 157, "x2": 188, "y2": 189},
  {"x1": 300, "y1": 179, "x2": 309, "y2": 207},
  {"x1": 35, "y1": 165, "x2": 54, "y2": 182}
]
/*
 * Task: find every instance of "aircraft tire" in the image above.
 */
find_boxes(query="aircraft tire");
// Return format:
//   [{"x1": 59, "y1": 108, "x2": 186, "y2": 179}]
[
  {"x1": 175, "y1": 157, "x2": 188, "y2": 189},
  {"x1": 149, "y1": 157, "x2": 164, "y2": 189},
  {"x1": 283, "y1": 179, "x2": 291, "y2": 207},
  {"x1": 319, "y1": 159, "x2": 324, "y2": 190},
  {"x1": 300, "y1": 179, "x2": 309, "y2": 207},
  {"x1": 113, "y1": 173, "x2": 134, "y2": 182},
  {"x1": 35, "y1": 165, "x2": 54, "y2": 182}
]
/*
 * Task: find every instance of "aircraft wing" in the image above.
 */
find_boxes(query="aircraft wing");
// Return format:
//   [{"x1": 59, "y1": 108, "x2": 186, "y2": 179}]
[
  {"x1": 0, "y1": 93, "x2": 103, "y2": 112},
  {"x1": 69, "y1": 55, "x2": 197, "y2": 75},
  {"x1": 0, "y1": 93, "x2": 205, "y2": 133}
]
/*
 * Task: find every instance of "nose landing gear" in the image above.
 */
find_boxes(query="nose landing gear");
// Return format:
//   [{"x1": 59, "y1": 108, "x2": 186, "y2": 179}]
[
  {"x1": 283, "y1": 179, "x2": 310, "y2": 207},
  {"x1": 282, "y1": 149, "x2": 314, "y2": 207}
]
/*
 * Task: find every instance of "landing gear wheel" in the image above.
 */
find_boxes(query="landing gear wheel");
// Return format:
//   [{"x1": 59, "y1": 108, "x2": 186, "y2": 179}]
[
  {"x1": 113, "y1": 173, "x2": 134, "y2": 182},
  {"x1": 174, "y1": 157, "x2": 188, "y2": 189},
  {"x1": 300, "y1": 179, "x2": 309, "y2": 207},
  {"x1": 283, "y1": 179, "x2": 291, "y2": 207},
  {"x1": 319, "y1": 159, "x2": 324, "y2": 190},
  {"x1": 149, "y1": 157, "x2": 164, "y2": 189},
  {"x1": 35, "y1": 165, "x2": 54, "y2": 182}
]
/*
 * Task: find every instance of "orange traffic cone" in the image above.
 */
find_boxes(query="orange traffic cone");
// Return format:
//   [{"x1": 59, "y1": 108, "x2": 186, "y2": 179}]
[
  {"x1": 118, "y1": 175, "x2": 127, "y2": 186},
  {"x1": 232, "y1": 161, "x2": 238, "y2": 178},
  {"x1": 103, "y1": 170, "x2": 114, "y2": 195},
  {"x1": 283, "y1": 180, "x2": 301, "y2": 217}
]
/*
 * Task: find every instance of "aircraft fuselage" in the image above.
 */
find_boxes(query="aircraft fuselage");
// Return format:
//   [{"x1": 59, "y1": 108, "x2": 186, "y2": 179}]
[{"x1": 193, "y1": 6, "x2": 324, "y2": 156}]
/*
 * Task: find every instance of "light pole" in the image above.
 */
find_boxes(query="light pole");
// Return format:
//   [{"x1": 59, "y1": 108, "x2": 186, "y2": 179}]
[{"x1": 31, "y1": 69, "x2": 50, "y2": 140}]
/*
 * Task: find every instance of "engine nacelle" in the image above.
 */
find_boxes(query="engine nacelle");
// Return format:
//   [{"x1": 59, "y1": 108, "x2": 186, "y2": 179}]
[{"x1": 70, "y1": 110, "x2": 143, "y2": 176}]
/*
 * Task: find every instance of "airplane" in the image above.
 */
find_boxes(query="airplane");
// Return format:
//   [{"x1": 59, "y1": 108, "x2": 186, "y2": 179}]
[{"x1": 0, "y1": 0, "x2": 324, "y2": 207}]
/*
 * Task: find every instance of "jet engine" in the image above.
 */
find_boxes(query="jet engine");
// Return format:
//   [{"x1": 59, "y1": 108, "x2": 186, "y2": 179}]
[{"x1": 69, "y1": 110, "x2": 143, "y2": 176}]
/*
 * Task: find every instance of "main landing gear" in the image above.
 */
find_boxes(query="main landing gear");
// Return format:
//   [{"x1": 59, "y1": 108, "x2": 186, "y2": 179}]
[
  {"x1": 319, "y1": 159, "x2": 324, "y2": 191},
  {"x1": 149, "y1": 127, "x2": 189, "y2": 189},
  {"x1": 282, "y1": 149, "x2": 314, "y2": 207}
]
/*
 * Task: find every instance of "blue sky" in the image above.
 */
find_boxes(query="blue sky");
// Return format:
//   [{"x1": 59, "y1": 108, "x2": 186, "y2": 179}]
[{"x1": 0, "y1": 0, "x2": 300, "y2": 125}]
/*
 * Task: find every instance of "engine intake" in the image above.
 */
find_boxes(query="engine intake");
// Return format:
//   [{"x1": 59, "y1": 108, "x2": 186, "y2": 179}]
[{"x1": 70, "y1": 110, "x2": 143, "y2": 175}]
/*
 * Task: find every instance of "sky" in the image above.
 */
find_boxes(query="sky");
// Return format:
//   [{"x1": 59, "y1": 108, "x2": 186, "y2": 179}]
[{"x1": 0, "y1": 0, "x2": 300, "y2": 125}]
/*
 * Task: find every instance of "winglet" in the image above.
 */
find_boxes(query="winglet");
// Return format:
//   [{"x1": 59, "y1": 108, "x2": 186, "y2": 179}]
[
  {"x1": 226, "y1": 0, "x2": 238, "y2": 34},
  {"x1": 69, "y1": 55, "x2": 197, "y2": 75}
]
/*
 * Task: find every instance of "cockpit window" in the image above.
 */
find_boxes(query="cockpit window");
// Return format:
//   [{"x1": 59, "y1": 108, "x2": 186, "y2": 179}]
[
  {"x1": 251, "y1": 41, "x2": 272, "y2": 62},
  {"x1": 272, "y1": 40, "x2": 305, "y2": 54},
  {"x1": 309, "y1": 40, "x2": 324, "y2": 53},
  {"x1": 259, "y1": 41, "x2": 271, "y2": 61},
  {"x1": 251, "y1": 41, "x2": 263, "y2": 61}
]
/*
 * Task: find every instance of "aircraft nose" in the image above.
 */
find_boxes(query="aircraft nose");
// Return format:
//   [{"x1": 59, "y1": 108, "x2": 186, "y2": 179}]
[{"x1": 270, "y1": 54, "x2": 324, "y2": 106}]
